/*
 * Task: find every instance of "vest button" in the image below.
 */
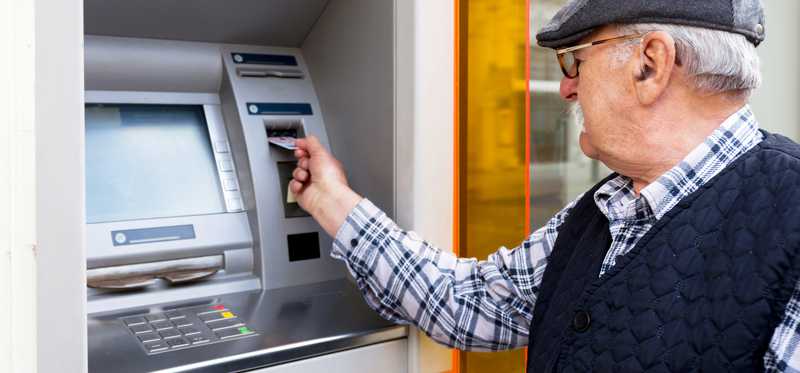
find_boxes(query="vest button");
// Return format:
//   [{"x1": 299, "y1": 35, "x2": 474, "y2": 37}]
[{"x1": 572, "y1": 310, "x2": 591, "y2": 332}]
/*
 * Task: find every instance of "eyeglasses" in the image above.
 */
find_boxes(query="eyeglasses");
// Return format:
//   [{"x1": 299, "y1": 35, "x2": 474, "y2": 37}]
[{"x1": 556, "y1": 33, "x2": 646, "y2": 78}]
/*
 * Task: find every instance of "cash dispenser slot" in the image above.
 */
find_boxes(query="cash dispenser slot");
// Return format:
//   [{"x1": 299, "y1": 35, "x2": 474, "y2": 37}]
[
  {"x1": 87, "y1": 255, "x2": 224, "y2": 289},
  {"x1": 232, "y1": 52, "x2": 303, "y2": 78},
  {"x1": 237, "y1": 67, "x2": 304, "y2": 79}
]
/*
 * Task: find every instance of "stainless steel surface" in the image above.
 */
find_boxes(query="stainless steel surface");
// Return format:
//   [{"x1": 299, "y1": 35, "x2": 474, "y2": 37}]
[
  {"x1": 204, "y1": 104, "x2": 245, "y2": 214},
  {"x1": 88, "y1": 279, "x2": 407, "y2": 372},
  {"x1": 87, "y1": 255, "x2": 224, "y2": 289},
  {"x1": 84, "y1": 0, "x2": 330, "y2": 47}
]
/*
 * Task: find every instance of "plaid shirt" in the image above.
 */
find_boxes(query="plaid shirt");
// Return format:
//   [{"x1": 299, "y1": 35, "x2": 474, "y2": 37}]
[{"x1": 332, "y1": 106, "x2": 800, "y2": 371}]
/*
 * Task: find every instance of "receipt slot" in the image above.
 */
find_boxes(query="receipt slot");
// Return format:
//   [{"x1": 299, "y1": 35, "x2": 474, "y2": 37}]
[{"x1": 83, "y1": 1, "x2": 410, "y2": 372}]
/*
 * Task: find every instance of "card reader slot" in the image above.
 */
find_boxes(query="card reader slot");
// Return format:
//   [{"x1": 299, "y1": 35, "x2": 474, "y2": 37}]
[
  {"x1": 266, "y1": 119, "x2": 305, "y2": 151},
  {"x1": 87, "y1": 255, "x2": 224, "y2": 289},
  {"x1": 237, "y1": 67, "x2": 304, "y2": 79}
]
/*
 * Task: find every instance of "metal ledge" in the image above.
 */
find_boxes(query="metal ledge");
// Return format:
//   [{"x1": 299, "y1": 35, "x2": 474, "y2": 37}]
[{"x1": 88, "y1": 279, "x2": 407, "y2": 372}]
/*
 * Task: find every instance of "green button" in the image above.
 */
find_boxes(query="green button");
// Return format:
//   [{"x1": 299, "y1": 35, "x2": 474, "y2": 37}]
[{"x1": 238, "y1": 327, "x2": 251, "y2": 334}]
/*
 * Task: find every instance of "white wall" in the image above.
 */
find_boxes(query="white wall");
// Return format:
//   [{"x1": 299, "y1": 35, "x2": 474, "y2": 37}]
[
  {"x1": 0, "y1": 0, "x2": 87, "y2": 372},
  {"x1": 35, "y1": 0, "x2": 87, "y2": 370},
  {"x1": 396, "y1": 1, "x2": 456, "y2": 372},
  {"x1": 749, "y1": 0, "x2": 800, "y2": 140},
  {"x1": 0, "y1": 0, "x2": 37, "y2": 371}
]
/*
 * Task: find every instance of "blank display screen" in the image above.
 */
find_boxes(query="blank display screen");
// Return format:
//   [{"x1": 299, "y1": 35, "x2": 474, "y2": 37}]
[{"x1": 85, "y1": 104, "x2": 225, "y2": 223}]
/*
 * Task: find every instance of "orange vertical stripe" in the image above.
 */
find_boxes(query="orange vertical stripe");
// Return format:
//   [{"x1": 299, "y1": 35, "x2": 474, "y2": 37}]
[
  {"x1": 452, "y1": 0, "x2": 461, "y2": 372},
  {"x1": 525, "y1": 0, "x2": 531, "y2": 237},
  {"x1": 524, "y1": 0, "x2": 531, "y2": 367}
]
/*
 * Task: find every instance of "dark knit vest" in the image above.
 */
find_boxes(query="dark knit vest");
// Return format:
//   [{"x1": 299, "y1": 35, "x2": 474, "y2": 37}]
[{"x1": 526, "y1": 132, "x2": 800, "y2": 372}]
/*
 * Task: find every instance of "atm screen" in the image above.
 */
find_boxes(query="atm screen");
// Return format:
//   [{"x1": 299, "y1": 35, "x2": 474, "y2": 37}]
[{"x1": 85, "y1": 104, "x2": 226, "y2": 223}]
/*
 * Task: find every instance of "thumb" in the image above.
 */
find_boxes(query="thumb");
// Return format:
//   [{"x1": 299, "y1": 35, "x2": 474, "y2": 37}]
[{"x1": 296, "y1": 136, "x2": 326, "y2": 156}]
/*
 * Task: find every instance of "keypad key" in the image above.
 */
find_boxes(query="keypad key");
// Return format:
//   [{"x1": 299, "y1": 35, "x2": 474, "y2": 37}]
[
  {"x1": 130, "y1": 324, "x2": 153, "y2": 334},
  {"x1": 187, "y1": 335, "x2": 210, "y2": 345},
  {"x1": 166, "y1": 337, "x2": 189, "y2": 348},
  {"x1": 196, "y1": 304, "x2": 227, "y2": 314},
  {"x1": 208, "y1": 318, "x2": 244, "y2": 330},
  {"x1": 159, "y1": 329, "x2": 181, "y2": 339},
  {"x1": 137, "y1": 332, "x2": 160, "y2": 343},
  {"x1": 144, "y1": 341, "x2": 169, "y2": 353},
  {"x1": 173, "y1": 318, "x2": 194, "y2": 328},
  {"x1": 178, "y1": 326, "x2": 201, "y2": 336},
  {"x1": 165, "y1": 310, "x2": 185, "y2": 320},
  {"x1": 199, "y1": 312, "x2": 226, "y2": 322},
  {"x1": 146, "y1": 314, "x2": 167, "y2": 323},
  {"x1": 215, "y1": 326, "x2": 254, "y2": 339},
  {"x1": 150, "y1": 320, "x2": 174, "y2": 330},
  {"x1": 124, "y1": 317, "x2": 147, "y2": 326}
]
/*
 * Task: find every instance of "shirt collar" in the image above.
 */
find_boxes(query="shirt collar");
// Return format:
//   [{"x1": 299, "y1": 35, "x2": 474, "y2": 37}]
[{"x1": 594, "y1": 105, "x2": 763, "y2": 222}]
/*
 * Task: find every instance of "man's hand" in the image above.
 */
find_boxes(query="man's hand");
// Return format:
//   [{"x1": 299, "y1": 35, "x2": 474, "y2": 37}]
[{"x1": 290, "y1": 136, "x2": 362, "y2": 236}]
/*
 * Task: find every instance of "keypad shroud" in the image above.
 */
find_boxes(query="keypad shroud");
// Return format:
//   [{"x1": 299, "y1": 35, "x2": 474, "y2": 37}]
[{"x1": 121, "y1": 304, "x2": 257, "y2": 355}]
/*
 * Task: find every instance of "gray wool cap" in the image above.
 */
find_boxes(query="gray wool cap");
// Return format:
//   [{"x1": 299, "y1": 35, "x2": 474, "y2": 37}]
[{"x1": 536, "y1": 0, "x2": 766, "y2": 49}]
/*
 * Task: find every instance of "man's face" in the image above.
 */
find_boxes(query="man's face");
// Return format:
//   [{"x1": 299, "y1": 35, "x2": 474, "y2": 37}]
[{"x1": 560, "y1": 26, "x2": 643, "y2": 164}]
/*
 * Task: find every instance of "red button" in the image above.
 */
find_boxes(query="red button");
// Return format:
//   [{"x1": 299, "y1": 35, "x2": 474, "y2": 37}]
[{"x1": 212, "y1": 305, "x2": 225, "y2": 310}]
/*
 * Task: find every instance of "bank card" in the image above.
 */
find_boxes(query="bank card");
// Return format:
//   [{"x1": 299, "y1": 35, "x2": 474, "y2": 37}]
[{"x1": 268, "y1": 136, "x2": 297, "y2": 150}]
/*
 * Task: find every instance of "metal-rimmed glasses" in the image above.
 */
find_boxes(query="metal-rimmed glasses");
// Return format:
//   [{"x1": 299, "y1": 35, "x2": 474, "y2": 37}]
[{"x1": 556, "y1": 33, "x2": 646, "y2": 78}]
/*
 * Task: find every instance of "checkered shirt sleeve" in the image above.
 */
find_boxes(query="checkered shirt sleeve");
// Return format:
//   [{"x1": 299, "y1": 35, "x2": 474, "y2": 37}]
[
  {"x1": 767, "y1": 283, "x2": 800, "y2": 372},
  {"x1": 331, "y1": 197, "x2": 580, "y2": 351}
]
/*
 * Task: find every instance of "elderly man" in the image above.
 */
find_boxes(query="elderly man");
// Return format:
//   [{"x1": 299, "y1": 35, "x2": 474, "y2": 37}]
[{"x1": 289, "y1": 0, "x2": 800, "y2": 371}]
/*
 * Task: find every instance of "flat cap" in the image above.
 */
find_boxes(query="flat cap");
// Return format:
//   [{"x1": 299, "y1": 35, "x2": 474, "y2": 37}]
[{"x1": 536, "y1": 0, "x2": 766, "y2": 49}]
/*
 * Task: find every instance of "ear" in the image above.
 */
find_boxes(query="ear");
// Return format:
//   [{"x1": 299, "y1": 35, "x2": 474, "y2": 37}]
[{"x1": 632, "y1": 31, "x2": 677, "y2": 105}]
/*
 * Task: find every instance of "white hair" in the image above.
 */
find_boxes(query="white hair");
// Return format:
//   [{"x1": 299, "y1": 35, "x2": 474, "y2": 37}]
[{"x1": 616, "y1": 23, "x2": 762, "y2": 98}]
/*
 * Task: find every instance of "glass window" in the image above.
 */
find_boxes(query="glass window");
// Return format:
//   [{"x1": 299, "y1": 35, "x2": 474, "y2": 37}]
[
  {"x1": 85, "y1": 104, "x2": 226, "y2": 223},
  {"x1": 530, "y1": 0, "x2": 611, "y2": 230}
]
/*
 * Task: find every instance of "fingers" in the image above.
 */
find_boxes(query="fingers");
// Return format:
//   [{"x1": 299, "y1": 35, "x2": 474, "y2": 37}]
[
  {"x1": 289, "y1": 179, "x2": 304, "y2": 194},
  {"x1": 298, "y1": 157, "x2": 309, "y2": 170},
  {"x1": 292, "y1": 167, "x2": 309, "y2": 182},
  {"x1": 294, "y1": 148, "x2": 308, "y2": 159},
  {"x1": 295, "y1": 136, "x2": 326, "y2": 156}
]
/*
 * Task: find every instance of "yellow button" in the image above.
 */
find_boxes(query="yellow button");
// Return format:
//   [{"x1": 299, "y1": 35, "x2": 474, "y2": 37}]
[{"x1": 221, "y1": 311, "x2": 235, "y2": 319}]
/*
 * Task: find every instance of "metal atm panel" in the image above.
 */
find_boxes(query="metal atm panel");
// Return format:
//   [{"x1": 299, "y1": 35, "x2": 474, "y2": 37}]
[{"x1": 84, "y1": 35, "x2": 404, "y2": 372}]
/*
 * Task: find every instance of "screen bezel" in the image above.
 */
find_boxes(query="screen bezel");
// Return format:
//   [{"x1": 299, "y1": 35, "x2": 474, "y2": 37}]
[
  {"x1": 84, "y1": 91, "x2": 251, "y2": 269},
  {"x1": 85, "y1": 91, "x2": 244, "y2": 219}
]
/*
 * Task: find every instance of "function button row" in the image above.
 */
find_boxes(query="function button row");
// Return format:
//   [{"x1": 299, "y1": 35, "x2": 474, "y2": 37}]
[
  {"x1": 196, "y1": 305, "x2": 228, "y2": 315},
  {"x1": 199, "y1": 311, "x2": 236, "y2": 323},
  {"x1": 215, "y1": 326, "x2": 254, "y2": 340},
  {"x1": 209, "y1": 318, "x2": 244, "y2": 331}
]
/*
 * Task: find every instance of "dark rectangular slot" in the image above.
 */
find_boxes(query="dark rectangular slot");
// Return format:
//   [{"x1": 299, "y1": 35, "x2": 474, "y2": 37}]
[
  {"x1": 231, "y1": 53, "x2": 298, "y2": 66},
  {"x1": 266, "y1": 128, "x2": 299, "y2": 139},
  {"x1": 276, "y1": 161, "x2": 310, "y2": 218},
  {"x1": 287, "y1": 232, "x2": 320, "y2": 262}
]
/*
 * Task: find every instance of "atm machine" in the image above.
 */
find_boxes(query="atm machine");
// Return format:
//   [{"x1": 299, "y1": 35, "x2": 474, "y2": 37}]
[{"x1": 84, "y1": 1, "x2": 409, "y2": 371}]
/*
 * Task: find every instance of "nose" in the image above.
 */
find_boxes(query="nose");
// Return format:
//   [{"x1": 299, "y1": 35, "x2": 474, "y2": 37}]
[{"x1": 560, "y1": 76, "x2": 578, "y2": 102}]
